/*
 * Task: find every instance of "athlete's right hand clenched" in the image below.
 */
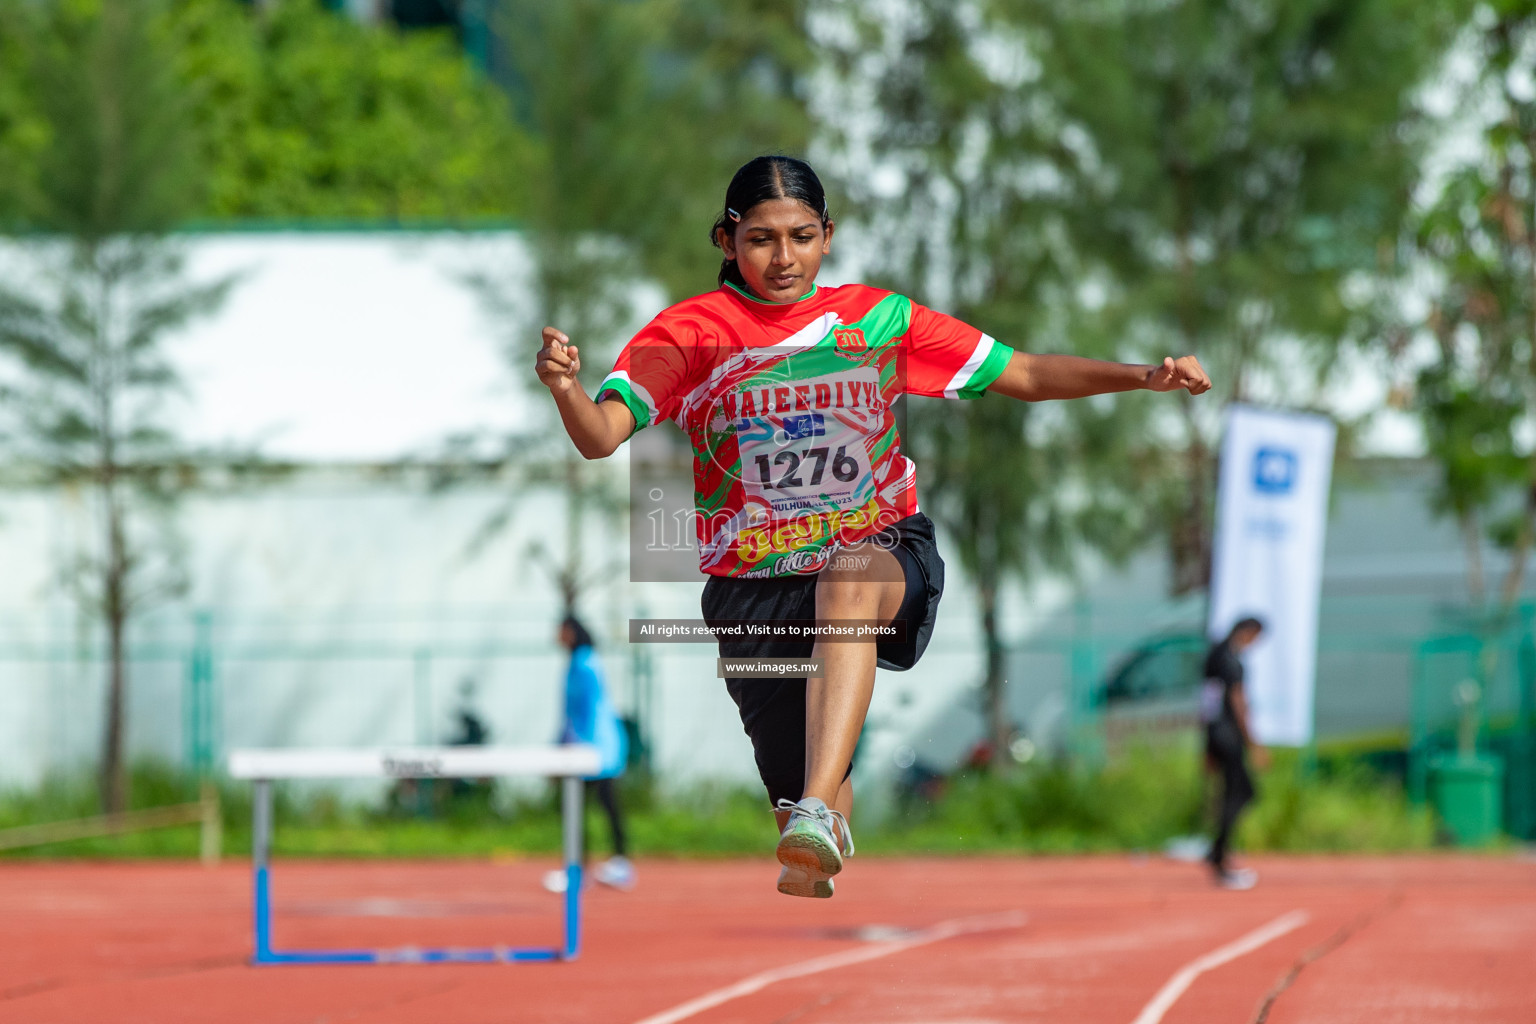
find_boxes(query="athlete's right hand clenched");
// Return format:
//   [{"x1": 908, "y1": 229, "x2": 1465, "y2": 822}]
[{"x1": 536, "y1": 326, "x2": 582, "y2": 396}]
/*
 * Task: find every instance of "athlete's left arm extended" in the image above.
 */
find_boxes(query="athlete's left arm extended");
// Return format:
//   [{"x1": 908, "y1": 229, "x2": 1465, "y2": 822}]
[{"x1": 985, "y1": 351, "x2": 1211, "y2": 402}]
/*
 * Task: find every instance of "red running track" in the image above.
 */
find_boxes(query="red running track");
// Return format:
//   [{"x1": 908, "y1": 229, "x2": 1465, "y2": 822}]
[{"x1": 2, "y1": 855, "x2": 1533, "y2": 1023}]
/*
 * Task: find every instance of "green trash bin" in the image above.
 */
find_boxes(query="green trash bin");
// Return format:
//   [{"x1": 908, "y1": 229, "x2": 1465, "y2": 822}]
[{"x1": 1429, "y1": 754, "x2": 1504, "y2": 846}]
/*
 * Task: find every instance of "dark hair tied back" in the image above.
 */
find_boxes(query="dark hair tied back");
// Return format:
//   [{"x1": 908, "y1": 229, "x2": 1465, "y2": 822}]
[
  {"x1": 561, "y1": 615, "x2": 595, "y2": 650},
  {"x1": 710, "y1": 156, "x2": 831, "y2": 288}
]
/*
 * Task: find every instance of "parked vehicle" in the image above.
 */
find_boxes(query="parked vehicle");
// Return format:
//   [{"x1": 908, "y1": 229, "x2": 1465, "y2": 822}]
[{"x1": 1096, "y1": 632, "x2": 1207, "y2": 746}]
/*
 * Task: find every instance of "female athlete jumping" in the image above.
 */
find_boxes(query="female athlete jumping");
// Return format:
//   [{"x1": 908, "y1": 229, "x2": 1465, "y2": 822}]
[{"x1": 535, "y1": 155, "x2": 1210, "y2": 898}]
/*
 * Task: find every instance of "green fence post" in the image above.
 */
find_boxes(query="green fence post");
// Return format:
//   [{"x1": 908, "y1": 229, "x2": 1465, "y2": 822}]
[
  {"x1": 1409, "y1": 639, "x2": 1429, "y2": 807},
  {"x1": 1067, "y1": 597, "x2": 1104, "y2": 766},
  {"x1": 1512, "y1": 605, "x2": 1536, "y2": 840},
  {"x1": 628, "y1": 608, "x2": 655, "y2": 774},
  {"x1": 184, "y1": 610, "x2": 216, "y2": 778}
]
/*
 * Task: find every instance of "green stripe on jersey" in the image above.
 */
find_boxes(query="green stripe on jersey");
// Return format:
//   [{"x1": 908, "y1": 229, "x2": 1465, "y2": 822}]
[
  {"x1": 956, "y1": 338, "x2": 1013, "y2": 398},
  {"x1": 697, "y1": 459, "x2": 737, "y2": 516},
  {"x1": 869, "y1": 424, "x2": 900, "y2": 462},
  {"x1": 847, "y1": 293, "x2": 912, "y2": 351},
  {"x1": 597, "y1": 377, "x2": 651, "y2": 435}
]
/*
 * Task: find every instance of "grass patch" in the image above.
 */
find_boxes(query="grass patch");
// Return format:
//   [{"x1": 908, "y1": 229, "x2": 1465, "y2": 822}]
[
  {"x1": 866, "y1": 742, "x2": 1435, "y2": 855},
  {"x1": 865, "y1": 742, "x2": 1206, "y2": 854},
  {"x1": 0, "y1": 747, "x2": 1438, "y2": 860},
  {"x1": 0, "y1": 765, "x2": 776, "y2": 859},
  {"x1": 1242, "y1": 754, "x2": 1436, "y2": 852}
]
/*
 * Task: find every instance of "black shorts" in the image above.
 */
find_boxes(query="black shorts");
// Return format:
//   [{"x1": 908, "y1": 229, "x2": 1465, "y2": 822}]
[{"x1": 701, "y1": 512, "x2": 945, "y2": 805}]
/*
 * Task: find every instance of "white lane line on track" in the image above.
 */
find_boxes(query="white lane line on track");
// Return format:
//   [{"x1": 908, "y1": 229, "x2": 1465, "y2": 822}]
[
  {"x1": 629, "y1": 911, "x2": 1027, "y2": 1024},
  {"x1": 1129, "y1": 910, "x2": 1310, "y2": 1024}
]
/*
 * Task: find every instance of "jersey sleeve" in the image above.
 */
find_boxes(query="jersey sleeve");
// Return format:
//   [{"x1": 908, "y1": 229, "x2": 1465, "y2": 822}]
[
  {"x1": 596, "y1": 317, "x2": 696, "y2": 437},
  {"x1": 901, "y1": 300, "x2": 1013, "y2": 399}
]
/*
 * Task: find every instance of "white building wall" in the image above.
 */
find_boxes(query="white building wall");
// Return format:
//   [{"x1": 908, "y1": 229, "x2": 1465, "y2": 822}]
[{"x1": 0, "y1": 465, "x2": 997, "y2": 796}]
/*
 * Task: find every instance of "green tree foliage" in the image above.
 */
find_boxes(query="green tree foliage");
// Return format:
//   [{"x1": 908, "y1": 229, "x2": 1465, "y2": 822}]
[
  {"x1": 834, "y1": 0, "x2": 1167, "y2": 761},
  {"x1": 497, "y1": 0, "x2": 811, "y2": 328},
  {"x1": 0, "y1": 0, "x2": 233, "y2": 813},
  {"x1": 607, "y1": 0, "x2": 815, "y2": 300},
  {"x1": 2, "y1": 0, "x2": 535, "y2": 225},
  {"x1": 175, "y1": 0, "x2": 536, "y2": 221},
  {"x1": 462, "y1": 0, "x2": 814, "y2": 613},
  {"x1": 0, "y1": 2, "x2": 47, "y2": 225},
  {"x1": 1012, "y1": 0, "x2": 1463, "y2": 593},
  {"x1": 840, "y1": 0, "x2": 1458, "y2": 757},
  {"x1": 1407, "y1": 2, "x2": 1536, "y2": 604},
  {"x1": 24, "y1": 0, "x2": 203, "y2": 238}
]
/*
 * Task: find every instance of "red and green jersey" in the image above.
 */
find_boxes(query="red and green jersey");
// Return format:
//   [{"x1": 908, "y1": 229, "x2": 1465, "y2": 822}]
[{"x1": 598, "y1": 281, "x2": 1011, "y2": 578}]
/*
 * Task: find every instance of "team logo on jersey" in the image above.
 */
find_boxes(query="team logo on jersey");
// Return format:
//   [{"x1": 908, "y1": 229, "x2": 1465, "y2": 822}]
[
  {"x1": 780, "y1": 412, "x2": 826, "y2": 441},
  {"x1": 833, "y1": 326, "x2": 867, "y2": 357}
]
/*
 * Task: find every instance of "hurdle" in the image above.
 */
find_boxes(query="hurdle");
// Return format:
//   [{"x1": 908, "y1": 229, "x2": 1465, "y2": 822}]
[{"x1": 228, "y1": 744, "x2": 601, "y2": 965}]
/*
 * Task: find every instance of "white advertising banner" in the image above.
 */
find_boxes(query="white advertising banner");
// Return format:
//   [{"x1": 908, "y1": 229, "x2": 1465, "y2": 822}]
[{"x1": 1208, "y1": 405, "x2": 1336, "y2": 747}]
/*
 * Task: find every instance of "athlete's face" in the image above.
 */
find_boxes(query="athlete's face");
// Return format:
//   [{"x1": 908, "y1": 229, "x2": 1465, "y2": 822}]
[{"x1": 717, "y1": 198, "x2": 834, "y2": 303}]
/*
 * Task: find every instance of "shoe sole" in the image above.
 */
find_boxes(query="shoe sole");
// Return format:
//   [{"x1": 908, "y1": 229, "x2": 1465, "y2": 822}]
[
  {"x1": 776, "y1": 830, "x2": 843, "y2": 899},
  {"x1": 777, "y1": 865, "x2": 833, "y2": 898}
]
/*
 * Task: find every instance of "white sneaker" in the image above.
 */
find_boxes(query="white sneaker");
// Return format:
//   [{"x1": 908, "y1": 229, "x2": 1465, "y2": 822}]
[
  {"x1": 774, "y1": 797, "x2": 854, "y2": 899},
  {"x1": 542, "y1": 868, "x2": 570, "y2": 893},
  {"x1": 594, "y1": 856, "x2": 636, "y2": 891},
  {"x1": 1215, "y1": 867, "x2": 1258, "y2": 891}
]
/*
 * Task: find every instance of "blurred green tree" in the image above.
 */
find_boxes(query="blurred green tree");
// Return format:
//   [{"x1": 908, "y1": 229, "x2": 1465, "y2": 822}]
[
  {"x1": 0, "y1": 0, "x2": 234, "y2": 813},
  {"x1": 829, "y1": 0, "x2": 1164, "y2": 764},
  {"x1": 175, "y1": 0, "x2": 537, "y2": 221},
  {"x1": 1403, "y1": 2, "x2": 1536, "y2": 606},
  {"x1": 0, "y1": 2, "x2": 47, "y2": 225},
  {"x1": 836, "y1": 0, "x2": 1459, "y2": 759},
  {"x1": 455, "y1": 0, "x2": 813, "y2": 614},
  {"x1": 1011, "y1": 0, "x2": 1463, "y2": 594}
]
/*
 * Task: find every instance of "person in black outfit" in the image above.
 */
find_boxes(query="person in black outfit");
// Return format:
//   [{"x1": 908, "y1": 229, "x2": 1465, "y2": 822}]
[
  {"x1": 449, "y1": 679, "x2": 491, "y2": 748},
  {"x1": 1201, "y1": 617, "x2": 1267, "y2": 889},
  {"x1": 447, "y1": 679, "x2": 492, "y2": 804}
]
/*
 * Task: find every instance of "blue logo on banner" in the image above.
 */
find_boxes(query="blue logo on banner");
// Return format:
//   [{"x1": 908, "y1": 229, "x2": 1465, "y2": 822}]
[{"x1": 1253, "y1": 447, "x2": 1297, "y2": 495}]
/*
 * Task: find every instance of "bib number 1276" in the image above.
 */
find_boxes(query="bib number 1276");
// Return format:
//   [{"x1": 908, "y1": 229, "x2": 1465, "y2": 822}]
[{"x1": 754, "y1": 445, "x2": 860, "y2": 490}]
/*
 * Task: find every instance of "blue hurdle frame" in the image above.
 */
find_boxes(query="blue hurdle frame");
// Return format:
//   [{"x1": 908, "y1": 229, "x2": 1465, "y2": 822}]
[{"x1": 248, "y1": 775, "x2": 585, "y2": 965}]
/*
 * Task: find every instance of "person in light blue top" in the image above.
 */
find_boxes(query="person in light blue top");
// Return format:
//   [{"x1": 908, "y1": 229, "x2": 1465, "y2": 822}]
[{"x1": 544, "y1": 614, "x2": 634, "y2": 892}]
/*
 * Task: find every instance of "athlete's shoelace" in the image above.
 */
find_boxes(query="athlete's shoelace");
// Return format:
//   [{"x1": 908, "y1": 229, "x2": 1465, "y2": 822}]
[{"x1": 774, "y1": 798, "x2": 855, "y2": 856}]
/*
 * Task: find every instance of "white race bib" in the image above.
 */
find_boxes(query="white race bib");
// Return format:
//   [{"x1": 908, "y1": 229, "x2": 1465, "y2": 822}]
[{"x1": 735, "y1": 368, "x2": 882, "y2": 524}]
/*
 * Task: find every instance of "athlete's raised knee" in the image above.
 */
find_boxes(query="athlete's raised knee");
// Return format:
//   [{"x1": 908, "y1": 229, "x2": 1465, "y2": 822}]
[{"x1": 815, "y1": 576, "x2": 884, "y2": 618}]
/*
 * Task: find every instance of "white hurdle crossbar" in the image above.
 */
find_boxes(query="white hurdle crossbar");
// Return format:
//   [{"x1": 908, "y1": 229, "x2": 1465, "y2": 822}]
[{"x1": 228, "y1": 745, "x2": 602, "y2": 965}]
